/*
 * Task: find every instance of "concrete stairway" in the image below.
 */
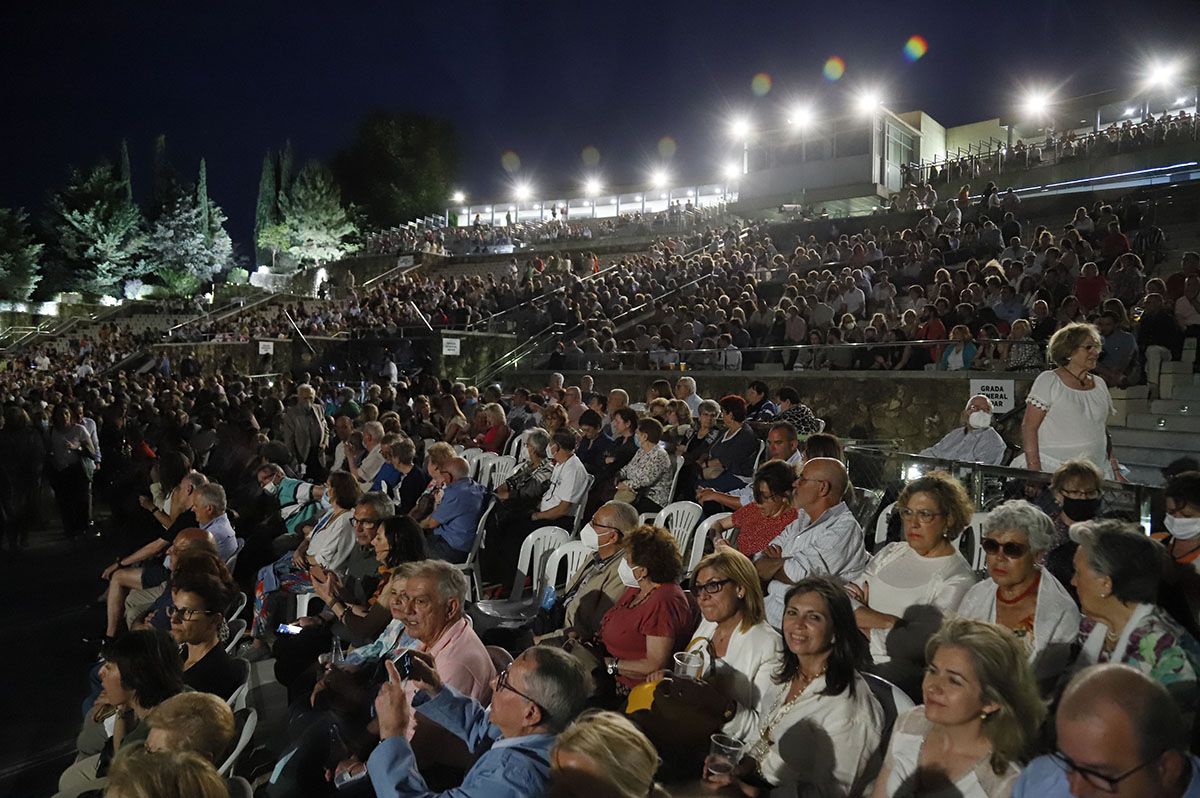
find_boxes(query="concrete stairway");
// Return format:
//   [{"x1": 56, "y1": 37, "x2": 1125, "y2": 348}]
[{"x1": 1110, "y1": 339, "x2": 1199, "y2": 484}]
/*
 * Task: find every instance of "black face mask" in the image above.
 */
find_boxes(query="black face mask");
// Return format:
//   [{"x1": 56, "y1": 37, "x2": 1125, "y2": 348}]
[{"x1": 1061, "y1": 496, "x2": 1101, "y2": 521}]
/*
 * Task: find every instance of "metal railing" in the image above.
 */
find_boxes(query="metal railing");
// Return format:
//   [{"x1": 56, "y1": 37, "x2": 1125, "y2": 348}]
[
  {"x1": 843, "y1": 444, "x2": 1160, "y2": 540},
  {"x1": 471, "y1": 322, "x2": 564, "y2": 386}
]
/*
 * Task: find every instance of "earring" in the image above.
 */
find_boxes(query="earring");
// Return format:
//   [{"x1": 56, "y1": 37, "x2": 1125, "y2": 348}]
[
  {"x1": 980, "y1": 711, "x2": 990, "y2": 721},
  {"x1": 737, "y1": 592, "x2": 745, "y2": 599},
  {"x1": 218, "y1": 619, "x2": 230, "y2": 642}
]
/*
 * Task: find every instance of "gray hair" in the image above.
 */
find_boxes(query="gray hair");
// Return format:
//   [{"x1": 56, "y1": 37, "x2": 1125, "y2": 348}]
[
  {"x1": 676, "y1": 376, "x2": 696, "y2": 394},
  {"x1": 1069, "y1": 519, "x2": 1164, "y2": 604},
  {"x1": 411, "y1": 559, "x2": 469, "y2": 608},
  {"x1": 184, "y1": 470, "x2": 209, "y2": 490},
  {"x1": 357, "y1": 491, "x2": 395, "y2": 520},
  {"x1": 697, "y1": 399, "x2": 721, "y2": 416},
  {"x1": 525, "y1": 427, "x2": 551, "y2": 455},
  {"x1": 193, "y1": 483, "x2": 227, "y2": 515},
  {"x1": 522, "y1": 646, "x2": 593, "y2": 733},
  {"x1": 362, "y1": 420, "x2": 385, "y2": 441},
  {"x1": 982, "y1": 499, "x2": 1054, "y2": 553},
  {"x1": 603, "y1": 500, "x2": 640, "y2": 533}
]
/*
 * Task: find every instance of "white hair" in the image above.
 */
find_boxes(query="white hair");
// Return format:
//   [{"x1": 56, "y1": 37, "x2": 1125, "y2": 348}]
[{"x1": 982, "y1": 499, "x2": 1054, "y2": 553}]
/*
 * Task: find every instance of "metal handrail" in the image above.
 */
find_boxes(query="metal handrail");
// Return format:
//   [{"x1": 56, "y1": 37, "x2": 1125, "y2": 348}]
[
  {"x1": 472, "y1": 322, "x2": 564, "y2": 385},
  {"x1": 465, "y1": 261, "x2": 630, "y2": 331}
]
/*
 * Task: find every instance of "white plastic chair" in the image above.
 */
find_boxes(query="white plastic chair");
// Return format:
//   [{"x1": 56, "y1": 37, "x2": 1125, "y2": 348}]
[
  {"x1": 226, "y1": 538, "x2": 246, "y2": 571},
  {"x1": 571, "y1": 475, "x2": 596, "y2": 534},
  {"x1": 223, "y1": 618, "x2": 247, "y2": 655},
  {"x1": 228, "y1": 591, "x2": 248, "y2": 620},
  {"x1": 461, "y1": 447, "x2": 484, "y2": 478},
  {"x1": 218, "y1": 708, "x2": 258, "y2": 777},
  {"x1": 544, "y1": 540, "x2": 592, "y2": 590},
  {"x1": 686, "y1": 510, "x2": 733, "y2": 575},
  {"x1": 489, "y1": 455, "x2": 517, "y2": 488},
  {"x1": 453, "y1": 444, "x2": 466, "y2": 454},
  {"x1": 456, "y1": 499, "x2": 496, "y2": 601},
  {"x1": 642, "y1": 501, "x2": 703, "y2": 563},
  {"x1": 666, "y1": 456, "x2": 685, "y2": 502},
  {"x1": 474, "y1": 451, "x2": 499, "y2": 485},
  {"x1": 294, "y1": 591, "x2": 321, "y2": 619},
  {"x1": 963, "y1": 511, "x2": 990, "y2": 571},
  {"x1": 226, "y1": 657, "x2": 251, "y2": 710},
  {"x1": 473, "y1": 526, "x2": 571, "y2": 622},
  {"x1": 753, "y1": 438, "x2": 767, "y2": 470}
]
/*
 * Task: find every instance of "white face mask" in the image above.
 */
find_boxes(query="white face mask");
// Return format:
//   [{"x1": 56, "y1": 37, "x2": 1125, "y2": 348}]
[
  {"x1": 1165, "y1": 514, "x2": 1200, "y2": 541},
  {"x1": 263, "y1": 481, "x2": 278, "y2": 496},
  {"x1": 968, "y1": 410, "x2": 992, "y2": 429},
  {"x1": 579, "y1": 523, "x2": 600, "y2": 551},
  {"x1": 618, "y1": 557, "x2": 641, "y2": 588}
]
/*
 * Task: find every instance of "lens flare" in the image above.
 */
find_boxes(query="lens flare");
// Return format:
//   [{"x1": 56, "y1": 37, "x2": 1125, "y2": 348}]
[
  {"x1": 657, "y1": 136, "x2": 677, "y2": 159},
  {"x1": 751, "y1": 72, "x2": 772, "y2": 96},
  {"x1": 581, "y1": 145, "x2": 601, "y2": 166},
  {"x1": 903, "y1": 35, "x2": 928, "y2": 62},
  {"x1": 822, "y1": 56, "x2": 846, "y2": 82},
  {"x1": 500, "y1": 150, "x2": 521, "y2": 173}
]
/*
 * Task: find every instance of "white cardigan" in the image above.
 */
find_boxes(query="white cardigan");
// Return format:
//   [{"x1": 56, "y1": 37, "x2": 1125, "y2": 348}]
[
  {"x1": 686, "y1": 619, "x2": 784, "y2": 738},
  {"x1": 305, "y1": 508, "x2": 356, "y2": 573},
  {"x1": 956, "y1": 566, "x2": 1080, "y2": 685}
]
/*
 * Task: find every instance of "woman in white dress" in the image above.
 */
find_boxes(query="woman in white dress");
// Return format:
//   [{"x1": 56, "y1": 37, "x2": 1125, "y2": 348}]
[
  {"x1": 683, "y1": 548, "x2": 783, "y2": 735},
  {"x1": 1012, "y1": 322, "x2": 1121, "y2": 479},
  {"x1": 704, "y1": 576, "x2": 884, "y2": 797},
  {"x1": 871, "y1": 618, "x2": 1045, "y2": 798},
  {"x1": 847, "y1": 472, "x2": 978, "y2": 695},
  {"x1": 956, "y1": 500, "x2": 1080, "y2": 691}
]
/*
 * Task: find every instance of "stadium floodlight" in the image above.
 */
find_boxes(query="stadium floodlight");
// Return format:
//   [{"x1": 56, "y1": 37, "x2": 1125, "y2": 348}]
[
  {"x1": 514, "y1": 182, "x2": 532, "y2": 201},
  {"x1": 450, "y1": 190, "x2": 466, "y2": 204},
  {"x1": 1020, "y1": 89, "x2": 1053, "y2": 117},
  {"x1": 1145, "y1": 59, "x2": 1180, "y2": 89},
  {"x1": 728, "y1": 115, "x2": 751, "y2": 140},
  {"x1": 1123, "y1": 107, "x2": 1138, "y2": 117},
  {"x1": 650, "y1": 169, "x2": 669, "y2": 189},
  {"x1": 788, "y1": 104, "x2": 814, "y2": 128},
  {"x1": 584, "y1": 176, "x2": 602, "y2": 196},
  {"x1": 1178, "y1": 96, "x2": 1192, "y2": 106},
  {"x1": 722, "y1": 162, "x2": 741, "y2": 180},
  {"x1": 854, "y1": 90, "x2": 882, "y2": 114}
]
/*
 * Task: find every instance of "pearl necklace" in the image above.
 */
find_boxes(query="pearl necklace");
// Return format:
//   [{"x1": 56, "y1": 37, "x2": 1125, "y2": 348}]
[{"x1": 746, "y1": 665, "x2": 828, "y2": 764}]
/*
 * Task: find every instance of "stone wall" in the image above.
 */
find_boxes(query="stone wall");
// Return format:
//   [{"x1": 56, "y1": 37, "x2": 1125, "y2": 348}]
[{"x1": 512, "y1": 369, "x2": 1035, "y2": 451}]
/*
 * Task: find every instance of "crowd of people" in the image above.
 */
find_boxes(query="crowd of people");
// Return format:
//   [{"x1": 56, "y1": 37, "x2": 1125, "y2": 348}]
[{"x1": 3, "y1": 325, "x2": 1200, "y2": 797}]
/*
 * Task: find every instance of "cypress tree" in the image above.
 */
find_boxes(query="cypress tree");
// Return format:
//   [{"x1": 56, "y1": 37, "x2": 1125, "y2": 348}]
[
  {"x1": 197, "y1": 158, "x2": 212, "y2": 244},
  {"x1": 119, "y1": 139, "x2": 133, "y2": 203}
]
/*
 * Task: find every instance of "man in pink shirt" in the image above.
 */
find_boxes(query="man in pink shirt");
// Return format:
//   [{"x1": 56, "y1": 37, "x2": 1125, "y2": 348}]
[{"x1": 400, "y1": 560, "x2": 495, "y2": 704}]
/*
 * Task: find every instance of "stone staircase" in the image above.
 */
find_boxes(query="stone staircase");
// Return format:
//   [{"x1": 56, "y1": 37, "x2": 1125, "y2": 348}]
[{"x1": 1110, "y1": 339, "x2": 1200, "y2": 485}]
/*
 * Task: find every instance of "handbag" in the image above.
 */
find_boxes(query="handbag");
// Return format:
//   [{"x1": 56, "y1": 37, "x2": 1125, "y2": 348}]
[
  {"x1": 613, "y1": 486, "x2": 638, "y2": 504},
  {"x1": 627, "y1": 674, "x2": 736, "y2": 782}
]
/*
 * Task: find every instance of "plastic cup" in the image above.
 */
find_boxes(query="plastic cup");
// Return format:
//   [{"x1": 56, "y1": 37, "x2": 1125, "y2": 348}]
[
  {"x1": 705, "y1": 733, "x2": 743, "y2": 779},
  {"x1": 673, "y1": 650, "x2": 704, "y2": 679}
]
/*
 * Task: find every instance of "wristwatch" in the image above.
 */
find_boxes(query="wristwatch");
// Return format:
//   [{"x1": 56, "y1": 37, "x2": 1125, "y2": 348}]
[{"x1": 606, "y1": 658, "x2": 619, "y2": 676}]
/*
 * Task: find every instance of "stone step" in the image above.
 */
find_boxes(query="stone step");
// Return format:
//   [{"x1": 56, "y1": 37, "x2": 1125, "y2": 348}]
[
  {"x1": 1110, "y1": 426, "x2": 1200, "y2": 452},
  {"x1": 1162, "y1": 361, "x2": 1196, "y2": 374},
  {"x1": 1149, "y1": 399, "x2": 1198, "y2": 414},
  {"x1": 1163, "y1": 383, "x2": 1200, "y2": 401},
  {"x1": 1123, "y1": 413, "x2": 1200, "y2": 433},
  {"x1": 1110, "y1": 385, "x2": 1150, "y2": 400}
]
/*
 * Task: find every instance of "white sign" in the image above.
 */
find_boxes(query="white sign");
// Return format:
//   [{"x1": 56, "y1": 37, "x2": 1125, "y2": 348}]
[
  {"x1": 970, "y1": 379, "x2": 1014, "y2": 413},
  {"x1": 442, "y1": 338, "x2": 461, "y2": 356},
  {"x1": 258, "y1": 341, "x2": 275, "y2": 355}
]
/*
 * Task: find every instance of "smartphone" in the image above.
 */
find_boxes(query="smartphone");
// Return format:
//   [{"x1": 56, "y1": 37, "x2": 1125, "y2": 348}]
[
  {"x1": 333, "y1": 765, "x2": 368, "y2": 790},
  {"x1": 388, "y1": 649, "x2": 414, "y2": 678},
  {"x1": 277, "y1": 623, "x2": 303, "y2": 635}
]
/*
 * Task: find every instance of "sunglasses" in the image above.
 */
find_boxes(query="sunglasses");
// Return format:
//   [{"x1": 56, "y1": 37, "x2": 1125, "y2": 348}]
[
  {"x1": 167, "y1": 605, "x2": 217, "y2": 622},
  {"x1": 980, "y1": 538, "x2": 1030, "y2": 558}
]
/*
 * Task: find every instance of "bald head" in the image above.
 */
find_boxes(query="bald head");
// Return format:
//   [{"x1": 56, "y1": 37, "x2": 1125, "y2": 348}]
[
  {"x1": 803, "y1": 457, "x2": 848, "y2": 497},
  {"x1": 444, "y1": 457, "x2": 470, "y2": 482},
  {"x1": 174, "y1": 527, "x2": 216, "y2": 549},
  {"x1": 1059, "y1": 664, "x2": 1188, "y2": 761}
]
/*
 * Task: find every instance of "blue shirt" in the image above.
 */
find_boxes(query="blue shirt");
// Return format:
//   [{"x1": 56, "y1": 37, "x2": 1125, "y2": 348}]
[
  {"x1": 372, "y1": 462, "x2": 403, "y2": 494},
  {"x1": 1015, "y1": 752, "x2": 1200, "y2": 797},
  {"x1": 202, "y1": 513, "x2": 239, "y2": 562},
  {"x1": 367, "y1": 686, "x2": 554, "y2": 798},
  {"x1": 430, "y1": 479, "x2": 486, "y2": 553}
]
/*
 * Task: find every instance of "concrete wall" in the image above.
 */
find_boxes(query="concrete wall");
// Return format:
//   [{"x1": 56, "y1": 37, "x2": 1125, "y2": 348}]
[
  {"x1": 899, "y1": 111, "x2": 947, "y2": 168},
  {"x1": 944, "y1": 118, "x2": 1007, "y2": 157}
]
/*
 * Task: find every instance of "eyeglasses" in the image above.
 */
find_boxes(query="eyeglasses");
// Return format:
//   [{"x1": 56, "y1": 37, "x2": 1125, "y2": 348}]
[
  {"x1": 1060, "y1": 488, "x2": 1100, "y2": 499},
  {"x1": 980, "y1": 538, "x2": 1030, "y2": 558},
  {"x1": 167, "y1": 605, "x2": 217, "y2": 622},
  {"x1": 496, "y1": 665, "x2": 551, "y2": 721},
  {"x1": 353, "y1": 517, "x2": 382, "y2": 527},
  {"x1": 898, "y1": 508, "x2": 946, "y2": 523},
  {"x1": 1051, "y1": 749, "x2": 1163, "y2": 793},
  {"x1": 794, "y1": 477, "x2": 828, "y2": 487},
  {"x1": 694, "y1": 578, "x2": 734, "y2": 595}
]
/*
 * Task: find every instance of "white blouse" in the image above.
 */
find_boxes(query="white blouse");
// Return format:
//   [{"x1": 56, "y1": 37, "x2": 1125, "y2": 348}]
[
  {"x1": 956, "y1": 567, "x2": 1080, "y2": 686},
  {"x1": 881, "y1": 707, "x2": 1019, "y2": 798},
  {"x1": 305, "y1": 508, "x2": 356, "y2": 573},
  {"x1": 1011, "y1": 369, "x2": 1115, "y2": 479},
  {"x1": 739, "y1": 671, "x2": 884, "y2": 796},
  {"x1": 687, "y1": 619, "x2": 784, "y2": 738},
  {"x1": 858, "y1": 543, "x2": 978, "y2": 661}
]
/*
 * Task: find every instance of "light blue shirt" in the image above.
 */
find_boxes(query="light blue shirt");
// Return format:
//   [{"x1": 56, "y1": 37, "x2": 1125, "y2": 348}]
[
  {"x1": 345, "y1": 619, "x2": 416, "y2": 667},
  {"x1": 367, "y1": 686, "x2": 554, "y2": 798},
  {"x1": 202, "y1": 513, "x2": 239, "y2": 562},
  {"x1": 1014, "y1": 752, "x2": 1200, "y2": 797}
]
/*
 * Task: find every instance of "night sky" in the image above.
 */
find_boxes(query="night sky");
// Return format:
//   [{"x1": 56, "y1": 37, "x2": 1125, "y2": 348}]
[{"x1": 3, "y1": 1, "x2": 1198, "y2": 246}]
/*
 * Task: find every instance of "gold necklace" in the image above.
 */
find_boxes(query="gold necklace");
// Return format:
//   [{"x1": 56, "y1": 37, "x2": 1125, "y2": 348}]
[{"x1": 746, "y1": 664, "x2": 828, "y2": 764}]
